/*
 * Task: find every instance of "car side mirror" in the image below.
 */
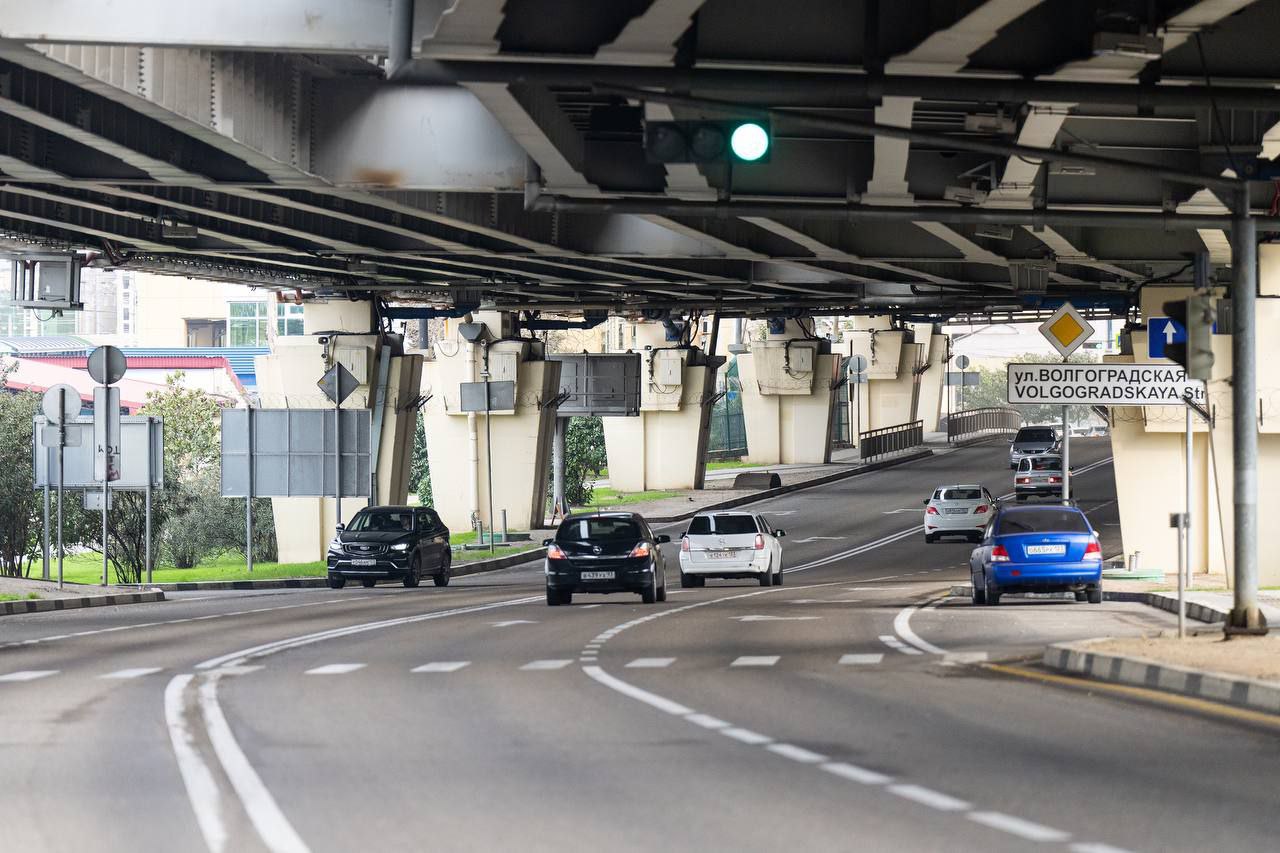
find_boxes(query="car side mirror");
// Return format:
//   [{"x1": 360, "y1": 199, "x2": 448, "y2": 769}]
[
  {"x1": 1007, "y1": 437, "x2": 1014, "y2": 443},
  {"x1": 776, "y1": 530, "x2": 786, "y2": 537},
  {"x1": 655, "y1": 534, "x2": 671, "y2": 545},
  {"x1": 922, "y1": 498, "x2": 930, "y2": 506},
  {"x1": 542, "y1": 538, "x2": 553, "y2": 547},
  {"x1": 335, "y1": 523, "x2": 345, "y2": 532}
]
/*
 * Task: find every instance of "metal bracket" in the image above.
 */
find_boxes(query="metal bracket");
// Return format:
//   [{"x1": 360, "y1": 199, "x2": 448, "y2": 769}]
[
  {"x1": 538, "y1": 390, "x2": 572, "y2": 411},
  {"x1": 397, "y1": 393, "x2": 432, "y2": 414}
]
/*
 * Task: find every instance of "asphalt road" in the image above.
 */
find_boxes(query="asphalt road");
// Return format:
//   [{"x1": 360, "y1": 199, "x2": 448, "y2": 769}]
[{"x1": 3, "y1": 438, "x2": 1276, "y2": 853}]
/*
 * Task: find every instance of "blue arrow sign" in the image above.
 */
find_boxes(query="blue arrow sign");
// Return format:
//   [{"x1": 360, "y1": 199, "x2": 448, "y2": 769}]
[{"x1": 1148, "y1": 317, "x2": 1185, "y2": 359}]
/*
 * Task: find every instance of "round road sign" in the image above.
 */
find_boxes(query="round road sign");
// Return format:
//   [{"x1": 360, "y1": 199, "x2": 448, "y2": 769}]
[
  {"x1": 849, "y1": 354, "x2": 869, "y2": 375},
  {"x1": 41, "y1": 383, "x2": 80, "y2": 424},
  {"x1": 955, "y1": 354, "x2": 971, "y2": 370},
  {"x1": 87, "y1": 345, "x2": 127, "y2": 385}
]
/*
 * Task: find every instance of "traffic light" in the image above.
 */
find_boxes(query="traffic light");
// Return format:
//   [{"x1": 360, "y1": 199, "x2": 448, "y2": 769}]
[
  {"x1": 1162, "y1": 294, "x2": 1216, "y2": 380},
  {"x1": 644, "y1": 120, "x2": 771, "y2": 164}
]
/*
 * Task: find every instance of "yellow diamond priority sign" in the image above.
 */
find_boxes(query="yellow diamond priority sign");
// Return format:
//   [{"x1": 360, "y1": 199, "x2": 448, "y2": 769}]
[{"x1": 1038, "y1": 301, "x2": 1094, "y2": 359}]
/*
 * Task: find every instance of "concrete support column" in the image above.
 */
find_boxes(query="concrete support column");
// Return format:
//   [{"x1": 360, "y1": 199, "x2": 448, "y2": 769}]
[
  {"x1": 602, "y1": 321, "x2": 715, "y2": 491},
  {"x1": 840, "y1": 316, "x2": 927, "y2": 435},
  {"x1": 737, "y1": 318, "x2": 839, "y2": 465},
  {"x1": 911, "y1": 323, "x2": 948, "y2": 433},
  {"x1": 255, "y1": 298, "x2": 423, "y2": 563}
]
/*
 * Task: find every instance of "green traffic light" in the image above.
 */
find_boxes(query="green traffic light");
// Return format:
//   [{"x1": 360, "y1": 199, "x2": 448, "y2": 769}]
[{"x1": 730, "y1": 122, "x2": 770, "y2": 162}]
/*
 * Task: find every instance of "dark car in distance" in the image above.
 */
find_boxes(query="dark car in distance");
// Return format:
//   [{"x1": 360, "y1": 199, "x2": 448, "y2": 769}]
[
  {"x1": 544, "y1": 512, "x2": 670, "y2": 606},
  {"x1": 327, "y1": 506, "x2": 452, "y2": 589}
]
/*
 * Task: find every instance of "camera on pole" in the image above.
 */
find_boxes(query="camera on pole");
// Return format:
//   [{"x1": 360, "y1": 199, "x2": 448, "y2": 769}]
[{"x1": 1162, "y1": 294, "x2": 1216, "y2": 381}]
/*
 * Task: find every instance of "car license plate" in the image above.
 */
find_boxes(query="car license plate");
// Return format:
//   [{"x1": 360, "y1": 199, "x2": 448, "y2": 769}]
[
  {"x1": 580, "y1": 571, "x2": 615, "y2": 581},
  {"x1": 709, "y1": 550, "x2": 738, "y2": 559},
  {"x1": 352, "y1": 558, "x2": 377, "y2": 566},
  {"x1": 944, "y1": 508, "x2": 968, "y2": 515},
  {"x1": 1026, "y1": 544, "x2": 1066, "y2": 556}
]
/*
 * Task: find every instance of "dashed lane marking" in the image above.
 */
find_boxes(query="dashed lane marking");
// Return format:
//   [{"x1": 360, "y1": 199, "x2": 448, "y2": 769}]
[
  {"x1": 99, "y1": 667, "x2": 163, "y2": 680},
  {"x1": 0, "y1": 670, "x2": 58, "y2": 682},
  {"x1": 686, "y1": 713, "x2": 730, "y2": 729},
  {"x1": 839, "y1": 653, "x2": 884, "y2": 665},
  {"x1": 968, "y1": 811, "x2": 1071, "y2": 842},
  {"x1": 820, "y1": 762, "x2": 892, "y2": 785},
  {"x1": 887, "y1": 784, "x2": 970, "y2": 812},
  {"x1": 879, "y1": 635, "x2": 923, "y2": 656},
  {"x1": 410, "y1": 662, "x2": 469, "y2": 673},
  {"x1": 730, "y1": 655, "x2": 780, "y2": 667},
  {"x1": 305, "y1": 664, "x2": 366, "y2": 675},
  {"x1": 766, "y1": 743, "x2": 827, "y2": 763},
  {"x1": 721, "y1": 727, "x2": 772, "y2": 745},
  {"x1": 520, "y1": 659, "x2": 573, "y2": 671},
  {"x1": 626, "y1": 658, "x2": 676, "y2": 668}
]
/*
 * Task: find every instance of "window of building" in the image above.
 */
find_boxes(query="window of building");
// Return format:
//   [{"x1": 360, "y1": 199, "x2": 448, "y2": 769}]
[
  {"x1": 276, "y1": 302, "x2": 305, "y2": 337},
  {"x1": 228, "y1": 301, "x2": 268, "y2": 346},
  {"x1": 187, "y1": 319, "x2": 226, "y2": 347}
]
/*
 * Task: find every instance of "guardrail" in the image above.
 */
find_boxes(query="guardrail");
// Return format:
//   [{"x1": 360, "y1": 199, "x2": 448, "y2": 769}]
[
  {"x1": 947, "y1": 407, "x2": 1023, "y2": 443},
  {"x1": 859, "y1": 420, "x2": 923, "y2": 462}
]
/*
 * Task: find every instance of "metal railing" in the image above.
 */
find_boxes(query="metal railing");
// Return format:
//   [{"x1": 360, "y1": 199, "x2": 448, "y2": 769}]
[
  {"x1": 947, "y1": 407, "x2": 1023, "y2": 443},
  {"x1": 859, "y1": 420, "x2": 924, "y2": 463}
]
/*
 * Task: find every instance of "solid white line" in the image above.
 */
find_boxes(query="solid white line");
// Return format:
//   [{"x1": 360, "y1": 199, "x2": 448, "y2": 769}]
[
  {"x1": 820, "y1": 762, "x2": 892, "y2": 785},
  {"x1": 684, "y1": 713, "x2": 730, "y2": 729},
  {"x1": 198, "y1": 675, "x2": 310, "y2": 853},
  {"x1": 304, "y1": 664, "x2": 365, "y2": 675},
  {"x1": 411, "y1": 662, "x2": 469, "y2": 673},
  {"x1": 100, "y1": 667, "x2": 163, "y2": 680},
  {"x1": 766, "y1": 743, "x2": 827, "y2": 763},
  {"x1": 892, "y1": 604, "x2": 949, "y2": 656},
  {"x1": 887, "y1": 784, "x2": 970, "y2": 812},
  {"x1": 721, "y1": 727, "x2": 772, "y2": 745},
  {"x1": 626, "y1": 657, "x2": 676, "y2": 668},
  {"x1": 942, "y1": 652, "x2": 988, "y2": 664},
  {"x1": 520, "y1": 659, "x2": 573, "y2": 671},
  {"x1": 0, "y1": 670, "x2": 58, "y2": 682},
  {"x1": 968, "y1": 811, "x2": 1071, "y2": 842},
  {"x1": 730, "y1": 655, "x2": 779, "y2": 667},
  {"x1": 1070, "y1": 844, "x2": 1136, "y2": 853},
  {"x1": 163, "y1": 675, "x2": 228, "y2": 853},
  {"x1": 581, "y1": 665, "x2": 692, "y2": 715},
  {"x1": 838, "y1": 653, "x2": 884, "y2": 665}
]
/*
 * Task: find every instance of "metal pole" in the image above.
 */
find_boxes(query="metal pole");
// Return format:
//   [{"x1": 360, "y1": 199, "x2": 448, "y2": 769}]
[
  {"x1": 485, "y1": 383, "x2": 495, "y2": 554},
  {"x1": 500, "y1": 509, "x2": 508, "y2": 545},
  {"x1": 144, "y1": 416, "x2": 153, "y2": 585},
  {"x1": 245, "y1": 407, "x2": 254, "y2": 574},
  {"x1": 1185, "y1": 405, "x2": 1193, "y2": 590},
  {"x1": 1176, "y1": 515, "x2": 1186, "y2": 639},
  {"x1": 56, "y1": 388, "x2": 65, "y2": 591},
  {"x1": 1061, "y1": 405, "x2": 1071, "y2": 504},
  {"x1": 552, "y1": 416, "x2": 566, "y2": 519},
  {"x1": 42, "y1": 481, "x2": 49, "y2": 581},
  {"x1": 334, "y1": 397, "x2": 342, "y2": 530},
  {"x1": 101, "y1": 388, "x2": 109, "y2": 587},
  {"x1": 1228, "y1": 202, "x2": 1262, "y2": 633}
]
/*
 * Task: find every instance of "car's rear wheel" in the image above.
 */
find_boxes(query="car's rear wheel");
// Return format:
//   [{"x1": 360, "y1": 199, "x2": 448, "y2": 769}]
[
  {"x1": 434, "y1": 551, "x2": 451, "y2": 587},
  {"x1": 657, "y1": 581, "x2": 667, "y2": 602},
  {"x1": 1074, "y1": 590, "x2": 1088, "y2": 602},
  {"x1": 984, "y1": 574, "x2": 1001, "y2": 606},
  {"x1": 680, "y1": 572, "x2": 701, "y2": 588},
  {"x1": 1015, "y1": 494, "x2": 1027, "y2": 502},
  {"x1": 546, "y1": 586, "x2": 561, "y2": 606},
  {"x1": 772, "y1": 560, "x2": 784, "y2": 586},
  {"x1": 402, "y1": 558, "x2": 421, "y2": 588},
  {"x1": 361, "y1": 578, "x2": 377, "y2": 588},
  {"x1": 1087, "y1": 585, "x2": 1103, "y2": 604},
  {"x1": 925, "y1": 533, "x2": 938, "y2": 544},
  {"x1": 327, "y1": 575, "x2": 346, "y2": 589},
  {"x1": 971, "y1": 581, "x2": 987, "y2": 606},
  {"x1": 758, "y1": 567, "x2": 772, "y2": 587}
]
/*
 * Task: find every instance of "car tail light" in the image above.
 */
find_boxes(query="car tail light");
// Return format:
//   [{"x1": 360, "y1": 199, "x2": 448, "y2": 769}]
[
  {"x1": 1083, "y1": 540, "x2": 1102, "y2": 560},
  {"x1": 974, "y1": 505, "x2": 988, "y2": 514},
  {"x1": 754, "y1": 533, "x2": 765, "y2": 550},
  {"x1": 546, "y1": 543, "x2": 567, "y2": 560},
  {"x1": 681, "y1": 536, "x2": 690, "y2": 552},
  {"x1": 1048, "y1": 476, "x2": 1062, "y2": 484},
  {"x1": 990, "y1": 545, "x2": 1010, "y2": 562},
  {"x1": 629, "y1": 542, "x2": 652, "y2": 558},
  {"x1": 926, "y1": 505, "x2": 939, "y2": 515},
  {"x1": 1016, "y1": 477, "x2": 1030, "y2": 484}
]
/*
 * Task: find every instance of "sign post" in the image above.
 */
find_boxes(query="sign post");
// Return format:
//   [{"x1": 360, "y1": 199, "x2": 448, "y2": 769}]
[
  {"x1": 88, "y1": 346, "x2": 126, "y2": 585},
  {"x1": 1038, "y1": 302, "x2": 1096, "y2": 505},
  {"x1": 849, "y1": 354, "x2": 868, "y2": 450},
  {"x1": 41, "y1": 383, "x2": 79, "y2": 590},
  {"x1": 318, "y1": 362, "x2": 360, "y2": 538},
  {"x1": 955, "y1": 354, "x2": 970, "y2": 413}
]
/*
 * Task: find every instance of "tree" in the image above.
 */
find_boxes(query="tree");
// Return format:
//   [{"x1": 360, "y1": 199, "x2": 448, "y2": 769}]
[
  {"x1": 410, "y1": 418, "x2": 432, "y2": 505},
  {"x1": 563, "y1": 416, "x2": 606, "y2": 506},
  {"x1": 0, "y1": 385, "x2": 42, "y2": 577}
]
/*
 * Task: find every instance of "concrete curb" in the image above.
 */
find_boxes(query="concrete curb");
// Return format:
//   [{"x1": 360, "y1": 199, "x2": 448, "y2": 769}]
[
  {"x1": 646, "y1": 448, "x2": 935, "y2": 524},
  {"x1": 947, "y1": 585, "x2": 1227, "y2": 623},
  {"x1": 1042, "y1": 638, "x2": 1280, "y2": 716},
  {"x1": 0, "y1": 589, "x2": 165, "y2": 616}
]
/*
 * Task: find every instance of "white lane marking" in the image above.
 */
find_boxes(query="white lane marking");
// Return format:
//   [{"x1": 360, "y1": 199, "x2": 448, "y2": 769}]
[
  {"x1": 304, "y1": 664, "x2": 365, "y2": 675},
  {"x1": 0, "y1": 670, "x2": 58, "y2": 682},
  {"x1": 1071, "y1": 844, "x2": 1137, "y2": 853},
  {"x1": 100, "y1": 667, "x2": 164, "y2": 680},
  {"x1": 820, "y1": 762, "x2": 892, "y2": 785},
  {"x1": 196, "y1": 595, "x2": 541, "y2": 670},
  {"x1": 887, "y1": 784, "x2": 970, "y2": 812},
  {"x1": 942, "y1": 652, "x2": 989, "y2": 665},
  {"x1": 839, "y1": 653, "x2": 884, "y2": 665},
  {"x1": 731, "y1": 615, "x2": 820, "y2": 622},
  {"x1": 767, "y1": 743, "x2": 827, "y2": 764},
  {"x1": 730, "y1": 655, "x2": 779, "y2": 667},
  {"x1": 411, "y1": 662, "x2": 470, "y2": 673},
  {"x1": 163, "y1": 675, "x2": 228, "y2": 853},
  {"x1": 892, "y1": 604, "x2": 949, "y2": 656},
  {"x1": 787, "y1": 527, "x2": 921, "y2": 573},
  {"x1": 578, "y1": 604, "x2": 601, "y2": 609},
  {"x1": 626, "y1": 658, "x2": 676, "y2": 668},
  {"x1": 721, "y1": 727, "x2": 772, "y2": 745},
  {"x1": 879, "y1": 635, "x2": 923, "y2": 656},
  {"x1": 198, "y1": 674, "x2": 310, "y2": 853},
  {"x1": 968, "y1": 811, "x2": 1071, "y2": 842},
  {"x1": 790, "y1": 536, "x2": 846, "y2": 543},
  {"x1": 581, "y1": 665, "x2": 692, "y2": 715},
  {"x1": 685, "y1": 713, "x2": 730, "y2": 729},
  {"x1": 521, "y1": 659, "x2": 573, "y2": 671},
  {"x1": 489, "y1": 620, "x2": 536, "y2": 627}
]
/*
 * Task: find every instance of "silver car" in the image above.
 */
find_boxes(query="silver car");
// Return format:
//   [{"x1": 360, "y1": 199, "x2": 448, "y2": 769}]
[
  {"x1": 1014, "y1": 454, "x2": 1072, "y2": 500},
  {"x1": 1008, "y1": 425, "x2": 1058, "y2": 469},
  {"x1": 923, "y1": 484, "x2": 997, "y2": 543}
]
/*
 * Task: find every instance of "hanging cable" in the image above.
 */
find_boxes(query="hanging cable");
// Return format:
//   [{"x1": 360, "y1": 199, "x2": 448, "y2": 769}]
[{"x1": 1195, "y1": 32, "x2": 1240, "y2": 178}]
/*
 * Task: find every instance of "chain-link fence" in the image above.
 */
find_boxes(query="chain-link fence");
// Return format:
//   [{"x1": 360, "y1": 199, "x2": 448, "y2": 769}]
[{"x1": 707, "y1": 361, "x2": 747, "y2": 459}]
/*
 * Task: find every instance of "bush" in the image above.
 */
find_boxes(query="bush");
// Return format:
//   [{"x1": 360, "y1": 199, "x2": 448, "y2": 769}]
[
  {"x1": 563, "y1": 416, "x2": 607, "y2": 507},
  {"x1": 0, "y1": 387, "x2": 42, "y2": 577}
]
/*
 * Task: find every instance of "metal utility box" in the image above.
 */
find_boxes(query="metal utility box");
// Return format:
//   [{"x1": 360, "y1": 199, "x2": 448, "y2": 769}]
[
  {"x1": 549, "y1": 353, "x2": 641, "y2": 417},
  {"x1": 459, "y1": 380, "x2": 516, "y2": 413},
  {"x1": 8, "y1": 253, "x2": 83, "y2": 311},
  {"x1": 487, "y1": 349, "x2": 520, "y2": 384},
  {"x1": 653, "y1": 350, "x2": 684, "y2": 387},
  {"x1": 335, "y1": 345, "x2": 371, "y2": 385},
  {"x1": 750, "y1": 340, "x2": 822, "y2": 395}
]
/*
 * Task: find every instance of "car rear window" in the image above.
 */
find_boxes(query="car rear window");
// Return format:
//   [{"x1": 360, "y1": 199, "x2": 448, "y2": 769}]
[
  {"x1": 1016, "y1": 428, "x2": 1056, "y2": 443},
  {"x1": 687, "y1": 514, "x2": 759, "y2": 535},
  {"x1": 557, "y1": 517, "x2": 642, "y2": 542},
  {"x1": 942, "y1": 488, "x2": 982, "y2": 501},
  {"x1": 997, "y1": 509, "x2": 1090, "y2": 534},
  {"x1": 1028, "y1": 457, "x2": 1062, "y2": 471}
]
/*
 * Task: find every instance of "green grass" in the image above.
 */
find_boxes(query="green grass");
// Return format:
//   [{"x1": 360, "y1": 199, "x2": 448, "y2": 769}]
[
  {"x1": 0, "y1": 592, "x2": 41, "y2": 601},
  {"x1": 584, "y1": 487, "x2": 681, "y2": 508},
  {"x1": 706, "y1": 459, "x2": 753, "y2": 471}
]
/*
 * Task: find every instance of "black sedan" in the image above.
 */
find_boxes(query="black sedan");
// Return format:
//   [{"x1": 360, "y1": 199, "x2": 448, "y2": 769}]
[
  {"x1": 327, "y1": 506, "x2": 452, "y2": 589},
  {"x1": 544, "y1": 512, "x2": 670, "y2": 606}
]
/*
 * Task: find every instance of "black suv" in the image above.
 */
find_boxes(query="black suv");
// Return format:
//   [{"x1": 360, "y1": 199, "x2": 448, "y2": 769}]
[
  {"x1": 544, "y1": 512, "x2": 670, "y2": 606},
  {"x1": 327, "y1": 506, "x2": 452, "y2": 589}
]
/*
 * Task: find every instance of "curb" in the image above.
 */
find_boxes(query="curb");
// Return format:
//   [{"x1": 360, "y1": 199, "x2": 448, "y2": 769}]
[
  {"x1": 947, "y1": 585, "x2": 1227, "y2": 623},
  {"x1": 0, "y1": 589, "x2": 165, "y2": 617},
  {"x1": 1042, "y1": 639, "x2": 1280, "y2": 716}
]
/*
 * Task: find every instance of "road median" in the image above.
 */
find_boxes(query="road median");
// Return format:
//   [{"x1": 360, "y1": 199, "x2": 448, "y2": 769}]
[{"x1": 1, "y1": 589, "x2": 165, "y2": 616}]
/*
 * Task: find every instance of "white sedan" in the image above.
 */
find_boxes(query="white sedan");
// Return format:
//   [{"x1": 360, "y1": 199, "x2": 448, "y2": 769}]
[
  {"x1": 678, "y1": 511, "x2": 786, "y2": 588},
  {"x1": 923, "y1": 484, "x2": 997, "y2": 543}
]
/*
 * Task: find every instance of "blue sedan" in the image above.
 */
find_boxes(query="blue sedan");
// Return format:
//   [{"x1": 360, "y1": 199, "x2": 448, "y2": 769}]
[{"x1": 969, "y1": 505, "x2": 1103, "y2": 606}]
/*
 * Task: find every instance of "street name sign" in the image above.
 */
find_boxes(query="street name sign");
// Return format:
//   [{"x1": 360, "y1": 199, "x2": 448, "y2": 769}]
[
  {"x1": 1007, "y1": 363, "x2": 1205, "y2": 406},
  {"x1": 1038, "y1": 302, "x2": 1095, "y2": 359}
]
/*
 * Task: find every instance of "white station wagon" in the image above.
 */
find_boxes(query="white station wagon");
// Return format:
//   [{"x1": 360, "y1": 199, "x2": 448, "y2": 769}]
[{"x1": 678, "y1": 511, "x2": 786, "y2": 588}]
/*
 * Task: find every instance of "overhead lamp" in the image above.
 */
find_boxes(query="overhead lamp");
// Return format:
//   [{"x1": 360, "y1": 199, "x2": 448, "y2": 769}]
[{"x1": 975, "y1": 224, "x2": 1015, "y2": 241}]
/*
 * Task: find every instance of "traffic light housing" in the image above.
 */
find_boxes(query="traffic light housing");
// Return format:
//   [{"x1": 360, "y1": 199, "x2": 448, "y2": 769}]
[
  {"x1": 1162, "y1": 294, "x2": 1216, "y2": 380},
  {"x1": 644, "y1": 120, "x2": 771, "y2": 164}
]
